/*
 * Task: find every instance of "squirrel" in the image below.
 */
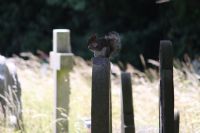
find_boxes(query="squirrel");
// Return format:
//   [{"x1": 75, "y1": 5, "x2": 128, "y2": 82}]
[{"x1": 88, "y1": 31, "x2": 121, "y2": 58}]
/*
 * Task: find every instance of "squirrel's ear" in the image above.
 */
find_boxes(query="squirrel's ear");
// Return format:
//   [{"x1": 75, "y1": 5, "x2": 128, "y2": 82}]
[{"x1": 89, "y1": 34, "x2": 97, "y2": 42}]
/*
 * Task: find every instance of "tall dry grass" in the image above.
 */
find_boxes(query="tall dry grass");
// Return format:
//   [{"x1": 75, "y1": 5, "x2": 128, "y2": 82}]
[{"x1": 0, "y1": 55, "x2": 199, "y2": 133}]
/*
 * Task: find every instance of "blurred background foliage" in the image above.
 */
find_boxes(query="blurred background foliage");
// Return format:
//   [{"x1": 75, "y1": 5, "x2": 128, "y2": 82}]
[{"x1": 0, "y1": 0, "x2": 200, "y2": 68}]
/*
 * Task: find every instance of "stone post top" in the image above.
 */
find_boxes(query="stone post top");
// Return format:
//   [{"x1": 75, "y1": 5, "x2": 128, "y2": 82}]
[
  {"x1": 0, "y1": 55, "x2": 6, "y2": 63},
  {"x1": 160, "y1": 40, "x2": 172, "y2": 45},
  {"x1": 53, "y1": 29, "x2": 71, "y2": 53},
  {"x1": 53, "y1": 29, "x2": 70, "y2": 33},
  {"x1": 159, "y1": 40, "x2": 173, "y2": 70},
  {"x1": 92, "y1": 57, "x2": 110, "y2": 64}
]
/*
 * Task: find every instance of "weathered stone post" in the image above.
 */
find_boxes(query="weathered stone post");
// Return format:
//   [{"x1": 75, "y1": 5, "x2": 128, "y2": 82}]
[
  {"x1": 50, "y1": 29, "x2": 73, "y2": 133},
  {"x1": 0, "y1": 56, "x2": 23, "y2": 131},
  {"x1": 159, "y1": 40, "x2": 174, "y2": 133},
  {"x1": 121, "y1": 72, "x2": 135, "y2": 133},
  {"x1": 174, "y1": 111, "x2": 180, "y2": 133},
  {"x1": 91, "y1": 57, "x2": 112, "y2": 133}
]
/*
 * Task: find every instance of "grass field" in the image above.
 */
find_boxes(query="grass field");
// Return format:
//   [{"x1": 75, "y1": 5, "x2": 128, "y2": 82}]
[{"x1": 0, "y1": 55, "x2": 200, "y2": 133}]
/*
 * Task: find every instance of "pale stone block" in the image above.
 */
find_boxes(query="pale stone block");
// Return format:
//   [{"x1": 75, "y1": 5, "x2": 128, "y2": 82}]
[
  {"x1": 53, "y1": 29, "x2": 71, "y2": 53},
  {"x1": 50, "y1": 52, "x2": 73, "y2": 70}
]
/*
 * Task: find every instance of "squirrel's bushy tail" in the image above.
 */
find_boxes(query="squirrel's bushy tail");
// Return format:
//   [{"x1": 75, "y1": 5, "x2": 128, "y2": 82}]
[{"x1": 106, "y1": 31, "x2": 121, "y2": 58}]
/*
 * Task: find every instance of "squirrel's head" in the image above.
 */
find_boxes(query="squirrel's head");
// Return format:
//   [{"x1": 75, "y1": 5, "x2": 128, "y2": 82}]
[{"x1": 88, "y1": 34, "x2": 98, "y2": 51}]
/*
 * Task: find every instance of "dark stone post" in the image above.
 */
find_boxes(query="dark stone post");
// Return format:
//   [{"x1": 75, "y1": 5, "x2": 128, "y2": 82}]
[
  {"x1": 159, "y1": 40, "x2": 174, "y2": 133},
  {"x1": 174, "y1": 111, "x2": 180, "y2": 133},
  {"x1": 121, "y1": 72, "x2": 135, "y2": 133},
  {"x1": 91, "y1": 57, "x2": 112, "y2": 133}
]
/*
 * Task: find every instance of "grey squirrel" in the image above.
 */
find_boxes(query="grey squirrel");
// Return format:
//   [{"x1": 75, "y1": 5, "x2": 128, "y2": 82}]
[{"x1": 88, "y1": 31, "x2": 121, "y2": 58}]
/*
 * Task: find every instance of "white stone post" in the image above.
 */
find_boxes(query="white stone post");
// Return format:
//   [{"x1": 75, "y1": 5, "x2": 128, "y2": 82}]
[{"x1": 50, "y1": 29, "x2": 73, "y2": 133}]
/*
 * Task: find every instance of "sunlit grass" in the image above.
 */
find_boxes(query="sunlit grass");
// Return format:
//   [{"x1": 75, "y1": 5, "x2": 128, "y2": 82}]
[
  {"x1": 18, "y1": 61, "x2": 53, "y2": 133},
  {"x1": 0, "y1": 56, "x2": 200, "y2": 133}
]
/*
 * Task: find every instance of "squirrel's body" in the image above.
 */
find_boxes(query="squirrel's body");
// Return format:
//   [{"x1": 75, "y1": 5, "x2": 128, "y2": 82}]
[{"x1": 88, "y1": 31, "x2": 121, "y2": 58}]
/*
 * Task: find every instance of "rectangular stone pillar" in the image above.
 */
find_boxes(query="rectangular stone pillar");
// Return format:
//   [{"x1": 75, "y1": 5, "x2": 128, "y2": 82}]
[
  {"x1": 121, "y1": 72, "x2": 135, "y2": 133},
  {"x1": 159, "y1": 40, "x2": 174, "y2": 133},
  {"x1": 50, "y1": 29, "x2": 73, "y2": 133},
  {"x1": 91, "y1": 57, "x2": 112, "y2": 133}
]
